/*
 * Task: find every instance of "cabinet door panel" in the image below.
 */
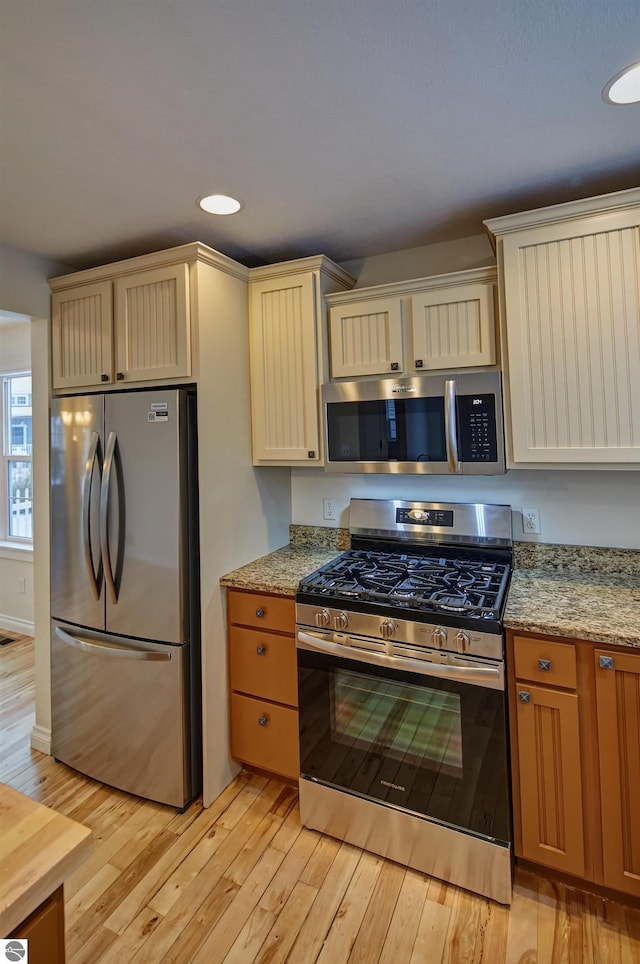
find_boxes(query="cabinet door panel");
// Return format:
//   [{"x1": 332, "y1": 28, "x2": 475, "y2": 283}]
[
  {"x1": 329, "y1": 298, "x2": 403, "y2": 377},
  {"x1": 114, "y1": 263, "x2": 190, "y2": 382},
  {"x1": 515, "y1": 683, "x2": 585, "y2": 876},
  {"x1": 596, "y1": 649, "x2": 640, "y2": 897},
  {"x1": 502, "y1": 220, "x2": 640, "y2": 464},
  {"x1": 250, "y1": 275, "x2": 322, "y2": 462},
  {"x1": 410, "y1": 282, "x2": 495, "y2": 370},
  {"x1": 51, "y1": 281, "x2": 113, "y2": 389}
]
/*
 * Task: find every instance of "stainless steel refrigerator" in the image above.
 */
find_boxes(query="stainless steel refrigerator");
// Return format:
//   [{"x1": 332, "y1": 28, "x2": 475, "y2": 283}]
[{"x1": 50, "y1": 388, "x2": 201, "y2": 808}]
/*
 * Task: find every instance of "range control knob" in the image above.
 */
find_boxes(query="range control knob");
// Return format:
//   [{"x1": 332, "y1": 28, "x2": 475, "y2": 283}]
[
  {"x1": 456, "y1": 631, "x2": 471, "y2": 654},
  {"x1": 315, "y1": 609, "x2": 330, "y2": 628},
  {"x1": 380, "y1": 619, "x2": 396, "y2": 640},
  {"x1": 334, "y1": 611, "x2": 349, "y2": 630},
  {"x1": 432, "y1": 627, "x2": 447, "y2": 649}
]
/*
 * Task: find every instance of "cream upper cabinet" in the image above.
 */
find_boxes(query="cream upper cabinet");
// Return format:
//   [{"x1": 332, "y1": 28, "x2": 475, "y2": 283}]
[
  {"x1": 51, "y1": 281, "x2": 114, "y2": 389},
  {"x1": 113, "y1": 264, "x2": 190, "y2": 384},
  {"x1": 50, "y1": 256, "x2": 193, "y2": 391},
  {"x1": 326, "y1": 266, "x2": 496, "y2": 380},
  {"x1": 328, "y1": 296, "x2": 404, "y2": 377},
  {"x1": 249, "y1": 257, "x2": 355, "y2": 465},
  {"x1": 485, "y1": 187, "x2": 640, "y2": 467}
]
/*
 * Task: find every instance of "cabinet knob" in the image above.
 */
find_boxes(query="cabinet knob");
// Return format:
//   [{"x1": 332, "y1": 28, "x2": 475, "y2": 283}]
[
  {"x1": 390, "y1": 362, "x2": 400, "y2": 371},
  {"x1": 307, "y1": 450, "x2": 316, "y2": 459},
  {"x1": 599, "y1": 655, "x2": 614, "y2": 670},
  {"x1": 415, "y1": 359, "x2": 424, "y2": 368},
  {"x1": 101, "y1": 373, "x2": 109, "y2": 382},
  {"x1": 258, "y1": 715, "x2": 268, "y2": 727},
  {"x1": 116, "y1": 372, "x2": 125, "y2": 381},
  {"x1": 538, "y1": 658, "x2": 551, "y2": 671},
  {"x1": 255, "y1": 608, "x2": 265, "y2": 618},
  {"x1": 518, "y1": 691, "x2": 531, "y2": 703},
  {"x1": 256, "y1": 645, "x2": 266, "y2": 655}
]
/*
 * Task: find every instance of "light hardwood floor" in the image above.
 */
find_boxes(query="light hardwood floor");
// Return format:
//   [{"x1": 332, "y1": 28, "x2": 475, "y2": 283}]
[{"x1": 1, "y1": 634, "x2": 639, "y2": 963}]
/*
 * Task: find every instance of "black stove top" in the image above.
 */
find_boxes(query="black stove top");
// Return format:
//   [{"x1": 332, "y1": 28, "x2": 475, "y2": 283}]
[{"x1": 297, "y1": 545, "x2": 511, "y2": 623}]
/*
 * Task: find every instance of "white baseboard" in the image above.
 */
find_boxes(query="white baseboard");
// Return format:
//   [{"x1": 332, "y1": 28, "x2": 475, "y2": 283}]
[
  {"x1": 31, "y1": 724, "x2": 52, "y2": 755},
  {"x1": 0, "y1": 615, "x2": 35, "y2": 637}
]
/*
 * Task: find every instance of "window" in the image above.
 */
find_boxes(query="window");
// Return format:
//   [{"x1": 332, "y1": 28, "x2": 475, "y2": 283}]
[{"x1": 1, "y1": 372, "x2": 33, "y2": 544}]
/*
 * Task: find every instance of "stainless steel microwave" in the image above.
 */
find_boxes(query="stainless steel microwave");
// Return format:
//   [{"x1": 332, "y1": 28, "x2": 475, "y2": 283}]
[{"x1": 322, "y1": 371, "x2": 506, "y2": 475}]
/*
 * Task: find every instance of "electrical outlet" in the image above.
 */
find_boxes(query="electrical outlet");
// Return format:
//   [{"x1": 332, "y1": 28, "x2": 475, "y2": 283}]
[
  {"x1": 323, "y1": 497, "x2": 337, "y2": 521},
  {"x1": 522, "y1": 507, "x2": 541, "y2": 534}
]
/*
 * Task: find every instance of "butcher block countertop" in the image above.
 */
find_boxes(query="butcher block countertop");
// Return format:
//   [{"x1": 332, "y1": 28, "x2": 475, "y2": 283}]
[{"x1": 0, "y1": 783, "x2": 93, "y2": 936}]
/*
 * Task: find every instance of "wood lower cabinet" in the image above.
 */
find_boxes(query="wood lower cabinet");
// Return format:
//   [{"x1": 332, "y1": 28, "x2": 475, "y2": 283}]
[
  {"x1": 595, "y1": 648, "x2": 640, "y2": 897},
  {"x1": 227, "y1": 589, "x2": 299, "y2": 781},
  {"x1": 509, "y1": 630, "x2": 640, "y2": 900},
  {"x1": 10, "y1": 887, "x2": 65, "y2": 964}
]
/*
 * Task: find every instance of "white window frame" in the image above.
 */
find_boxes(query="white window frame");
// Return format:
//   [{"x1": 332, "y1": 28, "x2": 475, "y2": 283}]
[{"x1": 1, "y1": 370, "x2": 33, "y2": 547}]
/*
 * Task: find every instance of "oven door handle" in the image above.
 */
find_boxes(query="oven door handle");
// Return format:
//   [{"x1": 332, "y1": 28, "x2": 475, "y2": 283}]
[{"x1": 296, "y1": 631, "x2": 504, "y2": 690}]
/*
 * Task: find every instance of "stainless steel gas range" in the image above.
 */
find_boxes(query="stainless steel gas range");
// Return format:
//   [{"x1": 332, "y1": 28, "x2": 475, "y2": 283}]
[{"x1": 295, "y1": 498, "x2": 513, "y2": 904}]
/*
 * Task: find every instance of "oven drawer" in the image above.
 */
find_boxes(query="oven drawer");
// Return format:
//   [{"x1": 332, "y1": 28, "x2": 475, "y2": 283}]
[
  {"x1": 229, "y1": 626, "x2": 298, "y2": 706},
  {"x1": 228, "y1": 591, "x2": 295, "y2": 633},
  {"x1": 230, "y1": 693, "x2": 299, "y2": 780},
  {"x1": 513, "y1": 635, "x2": 577, "y2": 689}
]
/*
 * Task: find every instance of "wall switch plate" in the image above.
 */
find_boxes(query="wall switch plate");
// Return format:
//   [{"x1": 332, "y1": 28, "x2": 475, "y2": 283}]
[
  {"x1": 522, "y1": 507, "x2": 541, "y2": 534},
  {"x1": 17, "y1": 577, "x2": 26, "y2": 593},
  {"x1": 323, "y1": 498, "x2": 337, "y2": 521}
]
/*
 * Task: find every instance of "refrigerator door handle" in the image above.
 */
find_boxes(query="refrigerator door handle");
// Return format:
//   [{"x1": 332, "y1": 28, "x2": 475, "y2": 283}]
[
  {"x1": 100, "y1": 430, "x2": 119, "y2": 605},
  {"x1": 55, "y1": 625, "x2": 172, "y2": 661},
  {"x1": 82, "y1": 431, "x2": 103, "y2": 601}
]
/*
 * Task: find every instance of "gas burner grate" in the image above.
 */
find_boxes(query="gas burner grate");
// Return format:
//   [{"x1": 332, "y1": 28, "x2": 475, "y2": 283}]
[{"x1": 298, "y1": 546, "x2": 511, "y2": 621}]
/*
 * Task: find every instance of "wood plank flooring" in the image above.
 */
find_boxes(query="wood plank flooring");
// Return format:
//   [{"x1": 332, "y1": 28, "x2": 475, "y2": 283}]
[{"x1": 2, "y1": 634, "x2": 640, "y2": 962}]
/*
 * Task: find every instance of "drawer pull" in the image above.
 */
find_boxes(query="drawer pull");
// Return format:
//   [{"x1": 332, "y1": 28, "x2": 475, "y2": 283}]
[
  {"x1": 599, "y1": 655, "x2": 614, "y2": 670},
  {"x1": 258, "y1": 715, "x2": 268, "y2": 726},
  {"x1": 256, "y1": 645, "x2": 266, "y2": 656},
  {"x1": 255, "y1": 608, "x2": 265, "y2": 618},
  {"x1": 518, "y1": 691, "x2": 531, "y2": 703},
  {"x1": 538, "y1": 658, "x2": 551, "y2": 672}
]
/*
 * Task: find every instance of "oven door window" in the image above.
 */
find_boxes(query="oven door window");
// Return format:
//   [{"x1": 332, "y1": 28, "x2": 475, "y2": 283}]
[
  {"x1": 298, "y1": 648, "x2": 510, "y2": 845},
  {"x1": 326, "y1": 397, "x2": 446, "y2": 463}
]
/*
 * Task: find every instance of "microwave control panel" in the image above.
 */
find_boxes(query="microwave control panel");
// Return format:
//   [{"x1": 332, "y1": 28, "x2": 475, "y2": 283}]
[{"x1": 457, "y1": 394, "x2": 498, "y2": 462}]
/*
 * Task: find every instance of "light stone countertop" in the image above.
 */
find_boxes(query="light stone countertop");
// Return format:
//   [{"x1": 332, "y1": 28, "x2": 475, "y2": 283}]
[
  {"x1": 504, "y1": 568, "x2": 640, "y2": 648},
  {"x1": 220, "y1": 545, "x2": 344, "y2": 596},
  {"x1": 220, "y1": 527, "x2": 640, "y2": 647}
]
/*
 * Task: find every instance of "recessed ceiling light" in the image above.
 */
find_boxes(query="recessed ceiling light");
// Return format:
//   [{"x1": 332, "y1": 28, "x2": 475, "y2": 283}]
[
  {"x1": 197, "y1": 194, "x2": 243, "y2": 215},
  {"x1": 603, "y1": 61, "x2": 640, "y2": 105}
]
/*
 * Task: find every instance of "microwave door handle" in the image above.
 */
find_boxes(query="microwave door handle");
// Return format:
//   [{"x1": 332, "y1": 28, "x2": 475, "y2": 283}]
[
  {"x1": 444, "y1": 379, "x2": 460, "y2": 473},
  {"x1": 297, "y1": 630, "x2": 504, "y2": 690}
]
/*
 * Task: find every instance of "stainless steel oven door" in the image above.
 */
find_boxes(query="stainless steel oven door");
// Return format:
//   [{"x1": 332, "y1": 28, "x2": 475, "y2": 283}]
[{"x1": 297, "y1": 629, "x2": 511, "y2": 846}]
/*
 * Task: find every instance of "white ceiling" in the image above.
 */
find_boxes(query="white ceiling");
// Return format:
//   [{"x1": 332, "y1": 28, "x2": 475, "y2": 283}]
[{"x1": 1, "y1": 0, "x2": 639, "y2": 273}]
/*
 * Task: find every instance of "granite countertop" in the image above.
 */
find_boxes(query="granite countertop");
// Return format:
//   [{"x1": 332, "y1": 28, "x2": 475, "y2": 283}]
[
  {"x1": 220, "y1": 544, "x2": 344, "y2": 596},
  {"x1": 221, "y1": 527, "x2": 640, "y2": 647},
  {"x1": 506, "y1": 544, "x2": 640, "y2": 647}
]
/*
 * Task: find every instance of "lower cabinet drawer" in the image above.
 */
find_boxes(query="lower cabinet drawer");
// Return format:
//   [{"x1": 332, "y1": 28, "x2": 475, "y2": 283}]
[
  {"x1": 230, "y1": 693, "x2": 300, "y2": 780},
  {"x1": 229, "y1": 626, "x2": 298, "y2": 706},
  {"x1": 513, "y1": 634, "x2": 577, "y2": 689}
]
